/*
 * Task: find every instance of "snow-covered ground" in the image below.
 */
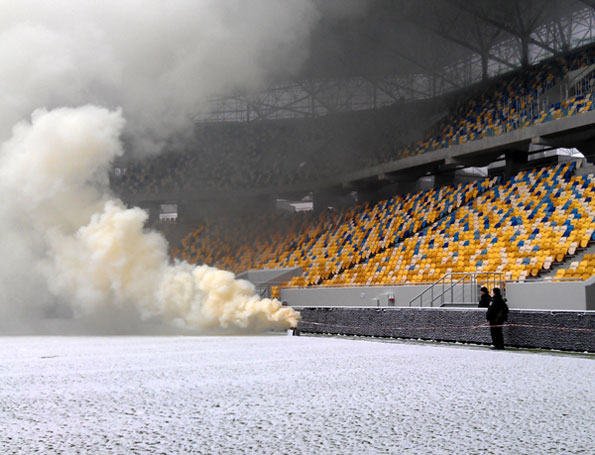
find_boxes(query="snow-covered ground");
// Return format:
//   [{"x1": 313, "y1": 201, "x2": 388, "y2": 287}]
[{"x1": 0, "y1": 336, "x2": 593, "y2": 455}]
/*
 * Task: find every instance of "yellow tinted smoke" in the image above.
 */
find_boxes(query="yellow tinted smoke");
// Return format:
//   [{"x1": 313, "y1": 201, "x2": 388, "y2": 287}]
[{"x1": 1, "y1": 106, "x2": 299, "y2": 332}]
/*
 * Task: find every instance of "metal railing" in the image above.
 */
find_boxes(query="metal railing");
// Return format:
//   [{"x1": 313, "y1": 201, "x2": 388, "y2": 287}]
[
  {"x1": 568, "y1": 63, "x2": 595, "y2": 99},
  {"x1": 409, "y1": 272, "x2": 504, "y2": 307},
  {"x1": 255, "y1": 286, "x2": 271, "y2": 299},
  {"x1": 281, "y1": 281, "x2": 437, "y2": 290}
]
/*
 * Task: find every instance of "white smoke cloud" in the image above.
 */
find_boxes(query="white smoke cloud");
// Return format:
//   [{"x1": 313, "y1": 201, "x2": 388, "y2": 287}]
[
  {"x1": 0, "y1": 106, "x2": 300, "y2": 333},
  {"x1": 0, "y1": 0, "x2": 378, "y2": 332},
  {"x1": 0, "y1": 0, "x2": 369, "y2": 151}
]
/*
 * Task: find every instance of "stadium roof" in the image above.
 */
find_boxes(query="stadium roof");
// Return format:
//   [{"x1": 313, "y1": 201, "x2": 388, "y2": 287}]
[
  {"x1": 301, "y1": 0, "x2": 593, "y2": 79},
  {"x1": 198, "y1": 0, "x2": 594, "y2": 122}
]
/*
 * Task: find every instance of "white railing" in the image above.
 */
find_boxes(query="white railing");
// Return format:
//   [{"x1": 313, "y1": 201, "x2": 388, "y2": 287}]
[{"x1": 409, "y1": 272, "x2": 504, "y2": 307}]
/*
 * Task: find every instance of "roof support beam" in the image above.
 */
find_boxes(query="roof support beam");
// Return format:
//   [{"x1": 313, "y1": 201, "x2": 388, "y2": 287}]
[
  {"x1": 336, "y1": 56, "x2": 431, "y2": 100},
  {"x1": 365, "y1": 33, "x2": 462, "y2": 90},
  {"x1": 299, "y1": 80, "x2": 338, "y2": 115},
  {"x1": 578, "y1": 0, "x2": 595, "y2": 10},
  {"x1": 407, "y1": 17, "x2": 516, "y2": 70},
  {"x1": 442, "y1": 0, "x2": 557, "y2": 55},
  {"x1": 367, "y1": 76, "x2": 430, "y2": 100}
]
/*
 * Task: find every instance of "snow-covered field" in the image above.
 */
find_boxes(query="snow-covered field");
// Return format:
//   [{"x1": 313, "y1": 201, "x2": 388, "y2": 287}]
[{"x1": 0, "y1": 336, "x2": 593, "y2": 455}]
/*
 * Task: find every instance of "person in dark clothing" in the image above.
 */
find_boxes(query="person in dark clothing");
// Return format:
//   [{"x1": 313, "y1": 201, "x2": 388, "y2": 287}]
[
  {"x1": 478, "y1": 286, "x2": 491, "y2": 308},
  {"x1": 486, "y1": 288, "x2": 509, "y2": 350}
]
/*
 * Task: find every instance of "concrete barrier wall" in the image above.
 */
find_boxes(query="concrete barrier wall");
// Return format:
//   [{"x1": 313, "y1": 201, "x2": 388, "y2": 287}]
[
  {"x1": 280, "y1": 285, "x2": 427, "y2": 307},
  {"x1": 282, "y1": 280, "x2": 592, "y2": 311},
  {"x1": 239, "y1": 267, "x2": 302, "y2": 285},
  {"x1": 506, "y1": 281, "x2": 587, "y2": 311},
  {"x1": 297, "y1": 307, "x2": 595, "y2": 352},
  {"x1": 585, "y1": 277, "x2": 595, "y2": 311}
]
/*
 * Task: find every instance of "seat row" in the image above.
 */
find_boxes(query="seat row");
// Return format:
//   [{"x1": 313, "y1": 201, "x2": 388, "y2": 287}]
[
  {"x1": 175, "y1": 161, "x2": 595, "y2": 290},
  {"x1": 324, "y1": 162, "x2": 595, "y2": 286}
]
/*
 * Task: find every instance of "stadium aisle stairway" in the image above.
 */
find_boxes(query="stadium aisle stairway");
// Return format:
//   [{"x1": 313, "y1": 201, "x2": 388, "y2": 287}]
[{"x1": 554, "y1": 252, "x2": 595, "y2": 281}]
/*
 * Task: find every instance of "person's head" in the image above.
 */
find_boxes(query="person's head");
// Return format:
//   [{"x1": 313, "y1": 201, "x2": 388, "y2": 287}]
[
  {"x1": 480, "y1": 287, "x2": 489, "y2": 295},
  {"x1": 492, "y1": 288, "x2": 501, "y2": 297}
]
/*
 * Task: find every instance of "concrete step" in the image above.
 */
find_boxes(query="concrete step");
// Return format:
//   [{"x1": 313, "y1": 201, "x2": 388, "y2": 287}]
[{"x1": 535, "y1": 240, "x2": 595, "y2": 280}]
